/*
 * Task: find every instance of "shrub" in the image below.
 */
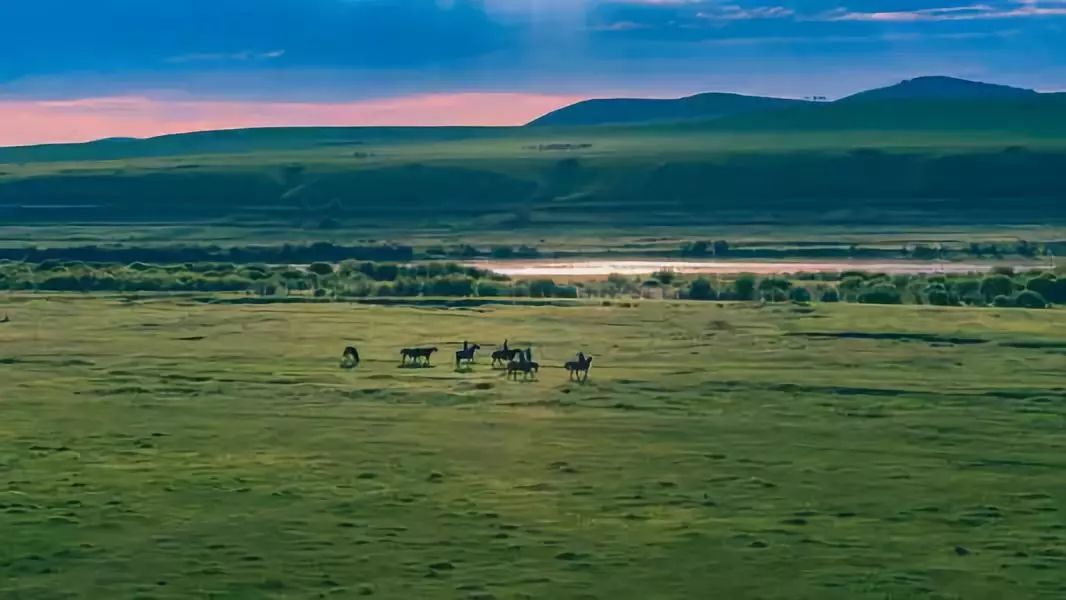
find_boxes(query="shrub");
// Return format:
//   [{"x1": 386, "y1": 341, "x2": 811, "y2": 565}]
[
  {"x1": 555, "y1": 285, "x2": 580, "y2": 299},
  {"x1": 652, "y1": 269, "x2": 677, "y2": 285},
  {"x1": 992, "y1": 294, "x2": 1014, "y2": 308},
  {"x1": 490, "y1": 246, "x2": 515, "y2": 259},
  {"x1": 689, "y1": 278, "x2": 716, "y2": 301},
  {"x1": 309, "y1": 263, "x2": 332, "y2": 277},
  {"x1": 529, "y1": 278, "x2": 558, "y2": 298},
  {"x1": 838, "y1": 276, "x2": 865, "y2": 300},
  {"x1": 789, "y1": 287, "x2": 812, "y2": 303},
  {"x1": 1013, "y1": 290, "x2": 1048, "y2": 309},
  {"x1": 762, "y1": 288, "x2": 788, "y2": 302},
  {"x1": 476, "y1": 280, "x2": 504, "y2": 297},
  {"x1": 924, "y1": 284, "x2": 955, "y2": 306},
  {"x1": 980, "y1": 274, "x2": 1016, "y2": 300},
  {"x1": 820, "y1": 288, "x2": 840, "y2": 303},
  {"x1": 428, "y1": 276, "x2": 475, "y2": 297},
  {"x1": 1026, "y1": 273, "x2": 1064, "y2": 304},
  {"x1": 681, "y1": 240, "x2": 709, "y2": 256},
  {"x1": 858, "y1": 284, "x2": 902, "y2": 305},
  {"x1": 758, "y1": 276, "x2": 792, "y2": 292},
  {"x1": 733, "y1": 274, "x2": 757, "y2": 301}
]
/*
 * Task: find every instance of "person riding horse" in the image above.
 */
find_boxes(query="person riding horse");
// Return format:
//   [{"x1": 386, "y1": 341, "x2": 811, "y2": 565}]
[
  {"x1": 565, "y1": 352, "x2": 593, "y2": 381},
  {"x1": 455, "y1": 340, "x2": 481, "y2": 368},
  {"x1": 507, "y1": 348, "x2": 539, "y2": 380},
  {"x1": 492, "y1": 339, "x2": 523, "y2": 367}
]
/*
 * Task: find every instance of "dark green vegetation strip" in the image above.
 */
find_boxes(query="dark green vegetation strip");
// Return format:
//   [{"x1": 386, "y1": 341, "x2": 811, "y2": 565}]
[
  {"x1": 1, "y1": 297, "x2": 1065, "y2": 599},
  {"x1": 4, "y1": 122, "x2": 1066, "y2": 233}
]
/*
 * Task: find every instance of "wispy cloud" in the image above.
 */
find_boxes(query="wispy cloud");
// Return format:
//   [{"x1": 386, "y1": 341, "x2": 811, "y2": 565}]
[
  {"x1": 166, "y1": 50, "x2": 286, "y2": 64},
  {"x1": 702, "y1": 29, "x2": 1021, "y2": 45},
  {"x1": 821, "y1": 0, "x2": 1066, "y2": 22},
  {"x1": 698, "y1": 5, "x2": 794, "y2": 21}
]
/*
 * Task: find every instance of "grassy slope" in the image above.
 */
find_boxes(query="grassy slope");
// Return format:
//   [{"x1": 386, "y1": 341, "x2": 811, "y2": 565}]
[
  {"x1": 1, "y1": 295, "x2": 1065, "y2": 598},
  {"x1": 2, "y1": 97, "x2": 1066, "y2": 246}
]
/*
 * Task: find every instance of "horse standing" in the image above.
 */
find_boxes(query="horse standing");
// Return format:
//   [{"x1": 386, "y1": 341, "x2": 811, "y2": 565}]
[
  {"x1": 401, "y1": 347, "x2": 438, "y2": 366},
  {"x1": 565, "y1": 352, "x2": 593, "y2": 382}
]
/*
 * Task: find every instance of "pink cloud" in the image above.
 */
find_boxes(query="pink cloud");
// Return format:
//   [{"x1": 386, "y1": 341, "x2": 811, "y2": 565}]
[{"x1": 0, "y1": 93, "x2": 586, "y2": 147}]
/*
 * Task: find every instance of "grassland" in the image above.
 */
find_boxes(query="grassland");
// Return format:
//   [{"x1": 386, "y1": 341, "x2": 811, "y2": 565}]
[
  {"x1": 3, "y1": 121, "x2": 1066, "y2": 243},
  {"x1": 2, "y1": 294, "x2": 1065, "y2": 599}
]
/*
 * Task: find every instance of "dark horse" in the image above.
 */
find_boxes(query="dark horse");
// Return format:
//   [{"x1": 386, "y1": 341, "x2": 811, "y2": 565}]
[
  {"x1": 455, "y1": 341, "x2": 482, "y2": 369},
  {"x1": 340, "y1": 346, "x2": 361, "y2": 369},
  {"x1": 401, "y1": 347, "x2": 438, "y2": 366},
  {"x1": 565, "y1": 352, "x2": 593, "y2": 382},
  {"x1": 507, "y1": 348, "x2": 539, "y2": 380},
  {"x1": 491, "y1": 339, "x2": 523, "y2": 367}
]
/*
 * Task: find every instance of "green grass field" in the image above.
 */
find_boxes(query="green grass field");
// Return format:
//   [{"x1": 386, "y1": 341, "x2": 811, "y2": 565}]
[
  {"x1": 2, "y1": 295, "x2": 1065, "y2": 599},
  {"x1": 4, "y1": 118, "x2": 1066, "y2": 242}
]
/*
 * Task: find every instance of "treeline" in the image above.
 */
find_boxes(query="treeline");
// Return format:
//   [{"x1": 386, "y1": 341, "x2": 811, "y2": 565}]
[
  {"x1": 0, "y1": 242, "x2": 547, "y2": 265},
  {"x1": 2, "y1": 259, "x2": 1063, "y2": 308},
  {"x1": 0, "y1": 260, "x2": 580, "y2": 299},
  {"x1": 679, "y1": 239, "x2": 1061, "y2": 259},
  {"x1": 604, "y1": 268, "x2": 1063, "y2": 309},
  {"x1": 0, "y1": 243, "x2": 414, "y2": 264}
]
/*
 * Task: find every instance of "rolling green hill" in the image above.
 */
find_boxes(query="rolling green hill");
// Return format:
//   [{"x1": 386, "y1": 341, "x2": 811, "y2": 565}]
[
  {"x1": 702, "y1": 95, "x2": 1066, "y2": 134},
  {"x1": 841, "y1": 75, "x2": 1039, "y2": 102},
  {"x1": 527, "y1": 93, "x2": 806, "y2": 127},
  {"x1": 2, "y1": 76, "x2": 1066, "y2": 240}
]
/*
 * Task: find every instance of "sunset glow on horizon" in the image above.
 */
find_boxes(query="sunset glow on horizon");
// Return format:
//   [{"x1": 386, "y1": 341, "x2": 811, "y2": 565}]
[{"x1": 0, "y1": 93, "x2": 586, "y2": 146}]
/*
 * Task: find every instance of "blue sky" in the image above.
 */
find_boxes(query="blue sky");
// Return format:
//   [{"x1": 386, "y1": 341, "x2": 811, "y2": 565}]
[{"x1": 1, "y1": 0, "x2": 1064, "y2": 144}]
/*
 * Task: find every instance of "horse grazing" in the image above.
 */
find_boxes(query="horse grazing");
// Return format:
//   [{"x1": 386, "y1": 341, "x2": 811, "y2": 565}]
[
  {"x1": 455, "y1": 341, "x2": 482, "y2": 368},
  {"x1": 565, "y1": 352, "x2": 593, "y2": 382},
  {"x1": 491, "y1": 339, "x2": 522, "y2": 367},
  {"x1": 507, "y1": 348, "x2": 539, "y2": 380},
  {"x1": 401, "y1": 347, "x2": 438, "y2": 366},
  {"x1": 340, "y1": 346, "x2": 361, "y2": 369}
]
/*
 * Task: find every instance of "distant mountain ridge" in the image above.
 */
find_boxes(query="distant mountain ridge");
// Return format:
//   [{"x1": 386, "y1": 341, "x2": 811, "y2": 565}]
[
  {"x1": 527, "y1": 92, "x2": 806, "y2": 127},
  {"x1": 528, "y1": 76, "x2": 1050, "y2": 128},
  {"x1": 3, "y1": 76, "x2": 1066, "y2": 163},
  {"x1": 841, "y1": 76, "x2": 1038, "y2": 102}
]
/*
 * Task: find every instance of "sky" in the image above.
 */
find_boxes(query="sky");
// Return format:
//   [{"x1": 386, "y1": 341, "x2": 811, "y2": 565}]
[{"x1": 1, "y1": 0, "x2": 1065, "y2": 145}]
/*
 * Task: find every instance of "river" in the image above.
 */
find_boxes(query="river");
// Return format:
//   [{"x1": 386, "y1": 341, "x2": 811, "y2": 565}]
[{"x1": 467, "y1": 259, "x2": 1047, "y2": 278}]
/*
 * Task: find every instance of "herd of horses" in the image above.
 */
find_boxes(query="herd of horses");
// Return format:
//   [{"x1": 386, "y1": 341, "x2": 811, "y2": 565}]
[{"x1": 340, "y1": 339, "x2": 594, "y2": 381}]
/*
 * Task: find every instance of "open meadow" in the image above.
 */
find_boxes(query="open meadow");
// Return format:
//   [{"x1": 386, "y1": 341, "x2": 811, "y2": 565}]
[{"x1": 1, "y1": 295, "x2": 1065, "y2": 599}]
